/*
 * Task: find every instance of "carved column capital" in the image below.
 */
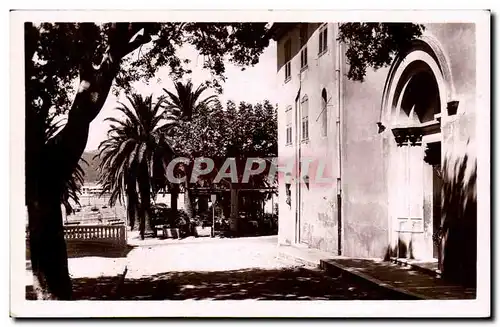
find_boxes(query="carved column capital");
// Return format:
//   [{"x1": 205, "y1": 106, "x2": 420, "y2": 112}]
[
  {"x1": 407, "y1": 127, "x2": 423, "y2": 146},
  {"x1": 391, "y1": 126, "x2": 423, "y2": 146}
]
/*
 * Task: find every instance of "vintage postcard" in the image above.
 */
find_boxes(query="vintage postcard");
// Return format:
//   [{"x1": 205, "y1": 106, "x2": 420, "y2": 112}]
[{"x1": 10, "y1": 9, "x2": 491, "y2": 318}]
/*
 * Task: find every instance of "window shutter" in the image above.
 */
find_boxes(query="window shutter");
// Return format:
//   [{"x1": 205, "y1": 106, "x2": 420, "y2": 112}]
[{"x1": 323, "y1": 28, "x2": 328, "y2": 51}]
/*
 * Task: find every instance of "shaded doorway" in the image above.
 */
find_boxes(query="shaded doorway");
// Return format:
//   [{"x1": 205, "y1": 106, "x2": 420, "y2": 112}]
[
  {"x1": 424, "y1": 141, "x2": 443, "y2": 259},
  {"x1": 390, "y1": 62, "x2": 443, "y2": 260}
]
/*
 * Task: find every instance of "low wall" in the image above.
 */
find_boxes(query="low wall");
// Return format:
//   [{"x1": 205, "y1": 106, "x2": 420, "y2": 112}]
[{"x1": 64, "y1": 224, "x2": 126, "y2": 246}]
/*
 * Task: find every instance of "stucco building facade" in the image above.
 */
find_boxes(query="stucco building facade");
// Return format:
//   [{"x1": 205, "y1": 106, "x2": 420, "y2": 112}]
[{"x1": 270, "y1": 23, "x2": 477, "y2": 267}]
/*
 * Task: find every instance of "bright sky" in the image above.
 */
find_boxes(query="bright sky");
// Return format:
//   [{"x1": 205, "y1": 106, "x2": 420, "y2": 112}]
[{"x1": 85, "y1": 41, "x2": 277, "y2": 151}]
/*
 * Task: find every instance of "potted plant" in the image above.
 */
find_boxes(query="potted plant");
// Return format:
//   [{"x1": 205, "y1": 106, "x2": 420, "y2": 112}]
[
  {"x1": 163, "y1": 207, "x2": 186, "y2": 239},
  {"x1": 151, "y1": 204, "x2": 181, "y2": 239},
  {"x1": 193, "y1": 214, "x2": 212, "y2": 237}
]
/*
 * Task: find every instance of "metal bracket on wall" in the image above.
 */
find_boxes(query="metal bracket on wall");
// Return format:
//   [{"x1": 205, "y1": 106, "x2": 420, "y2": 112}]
[
  {"x1": 377, "y1": 122, "x2": 386, "y2": 133},
  {"x1": 447, "y1": 100, "x2": 459, "y2": 116}
]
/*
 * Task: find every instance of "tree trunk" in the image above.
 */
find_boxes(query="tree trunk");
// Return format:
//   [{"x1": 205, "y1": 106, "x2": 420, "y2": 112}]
[
  {"x1": 27, "y1": 194, "x2": 72, "y2": 300},
  {"x1": 139, "y1": 196, "x2": 153, "y2": 239},
  {"x1": 126, "y1": 187, "x2": 139, "y2": 231},
  {"x1": 144, "y1": 206, "x2": 152, "y2": 235},
  {"x1": 170, "y1": 184, "x2": 179, "y2": 215},
  {"x1": 24, "y1": 23, "x2": 153, "y2": 299},
  {"x1": 229, "y1": 185, "x2": 239, "y2": 233},
  {"x1": 221, "y1": 194, "x2": 231, "y2": 219},
  {"x1": 138, "y1": 202, "x2": 151, "y2": 240},
  {"x1": 198, "y1": 196, "x2": 209, "y2": 213},
  {"x1": 184, "y1": 181, "x2": 194, "y2": 219},
  {"x1": 138, "y1": 166, "x2": 153, "y2": 240}
]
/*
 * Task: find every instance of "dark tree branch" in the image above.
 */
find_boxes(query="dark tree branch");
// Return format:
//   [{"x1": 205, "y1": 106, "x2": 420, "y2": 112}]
[
  {"x1": 45, "y1": 23, "x2": 156, "y2": 192},
  {"x1": 108, "y1": 23, "x2": 153, "y2": 62}
]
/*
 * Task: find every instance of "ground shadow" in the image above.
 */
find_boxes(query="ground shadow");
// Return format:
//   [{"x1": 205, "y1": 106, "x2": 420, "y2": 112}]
[
  {"x1": 65, "y1": 241, "x2": 135, "y2": 259},
  {"x1": 26, "y1": 275, "x2": 121, "y2": 300},
  {"x1": 25, "y1": 242, "x2": 132, "y2": 300},
  {"x1": 26, "y1": 266, "x2": 411, "y2": 301},
  {"x1": 26, "y1": 238, "x2": 135, "y2": 260}
]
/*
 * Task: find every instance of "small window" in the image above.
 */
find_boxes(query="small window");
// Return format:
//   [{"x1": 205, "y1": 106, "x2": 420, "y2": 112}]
[
  {"x1": 300, "y1": 47, "x2": 308, "y2": 69},
  {"x1": 301, "y1": 96, "x2": 309, "y2": 141},
  {"x1": 299, "y1": 24, "x2": 308, "y2": 69},
  {"x1": 285, "y1": 183, "x2": 292, "y2": 207},
  {"x1": 321, "y1": 89, "x2": 328, "y2": 136},
  {"x1": 284, "y1": 39, "x2": 292, "y2": 81},
  {"x1": 300, "y1": 24, "x2": 308, "y2": 47},
  {"x1": 318, "y1": 25, "x2": 328, "y2": 54},
  {"x1": 285, "y1": 62, "x2": 291, "y2": 81},
  {"x1": 286, "y1": 106, "x2": 293, "y2": 145}
]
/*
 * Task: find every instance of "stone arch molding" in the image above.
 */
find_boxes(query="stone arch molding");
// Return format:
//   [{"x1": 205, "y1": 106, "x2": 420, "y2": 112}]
[{"x1": 380, "y1": 33, "x2": 456, "y2": 127}]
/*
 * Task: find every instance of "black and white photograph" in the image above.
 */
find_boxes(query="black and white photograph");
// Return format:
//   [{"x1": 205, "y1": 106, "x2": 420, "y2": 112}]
[{"x1": 9, "y1": 9, "x2": 491, "y2": 318}]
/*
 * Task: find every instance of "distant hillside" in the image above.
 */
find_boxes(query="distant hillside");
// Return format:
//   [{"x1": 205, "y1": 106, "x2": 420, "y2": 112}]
[{"x1": 80, "y1": 150, "x2": 100, "y2": 183}]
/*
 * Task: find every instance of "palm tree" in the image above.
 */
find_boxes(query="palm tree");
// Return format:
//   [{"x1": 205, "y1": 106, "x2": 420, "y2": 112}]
[
  {"x1": 163, "y1": 81, "x2": 217, "y2": 219},
  {"x1": 163, "y1": 80, "x2": 217, "y2": 120},
  {"x1": 97, "y1": 93, "x2": 175, "y2": 239}
]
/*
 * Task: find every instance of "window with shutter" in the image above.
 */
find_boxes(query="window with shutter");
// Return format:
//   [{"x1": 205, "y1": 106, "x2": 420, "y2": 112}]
[
  {"x1": 321, "y1": 89, "x2": 328, "y2": 136},
  {"x1": 301, "y1": 96, "x2": 309, "y2": 141},
  {"x1": 300, "y1": 47, "x2": 308, "y2": 69},
  {"x1": 299, "y1": 24, "x2": 308, "y2": 69},
  {"x1": 319, "y1": 25, "x2": 328, "y2": 54},
  {"x1": 284, "y1": 39, "x2": 291, "y2": 81},
  {"x1": 285, "y1": 106, "x2": 293, "y2": 145}
]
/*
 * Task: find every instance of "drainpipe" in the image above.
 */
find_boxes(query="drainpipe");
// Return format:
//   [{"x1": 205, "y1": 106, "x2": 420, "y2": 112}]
[
  {"x1": 335, "y1": 24, "x2": 343, "y2": 256},
  {"x1": 295, "y1": 69, "x2": 302, "y2": 244}
]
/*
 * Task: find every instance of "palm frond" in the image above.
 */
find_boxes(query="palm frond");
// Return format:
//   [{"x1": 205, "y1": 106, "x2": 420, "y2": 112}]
[
  {"x1": 97, "y1": 91, "x2": 177, "y2": 229},
  {"x1": 162, "y1": 80, "x2": 216, "y2": 119}
]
